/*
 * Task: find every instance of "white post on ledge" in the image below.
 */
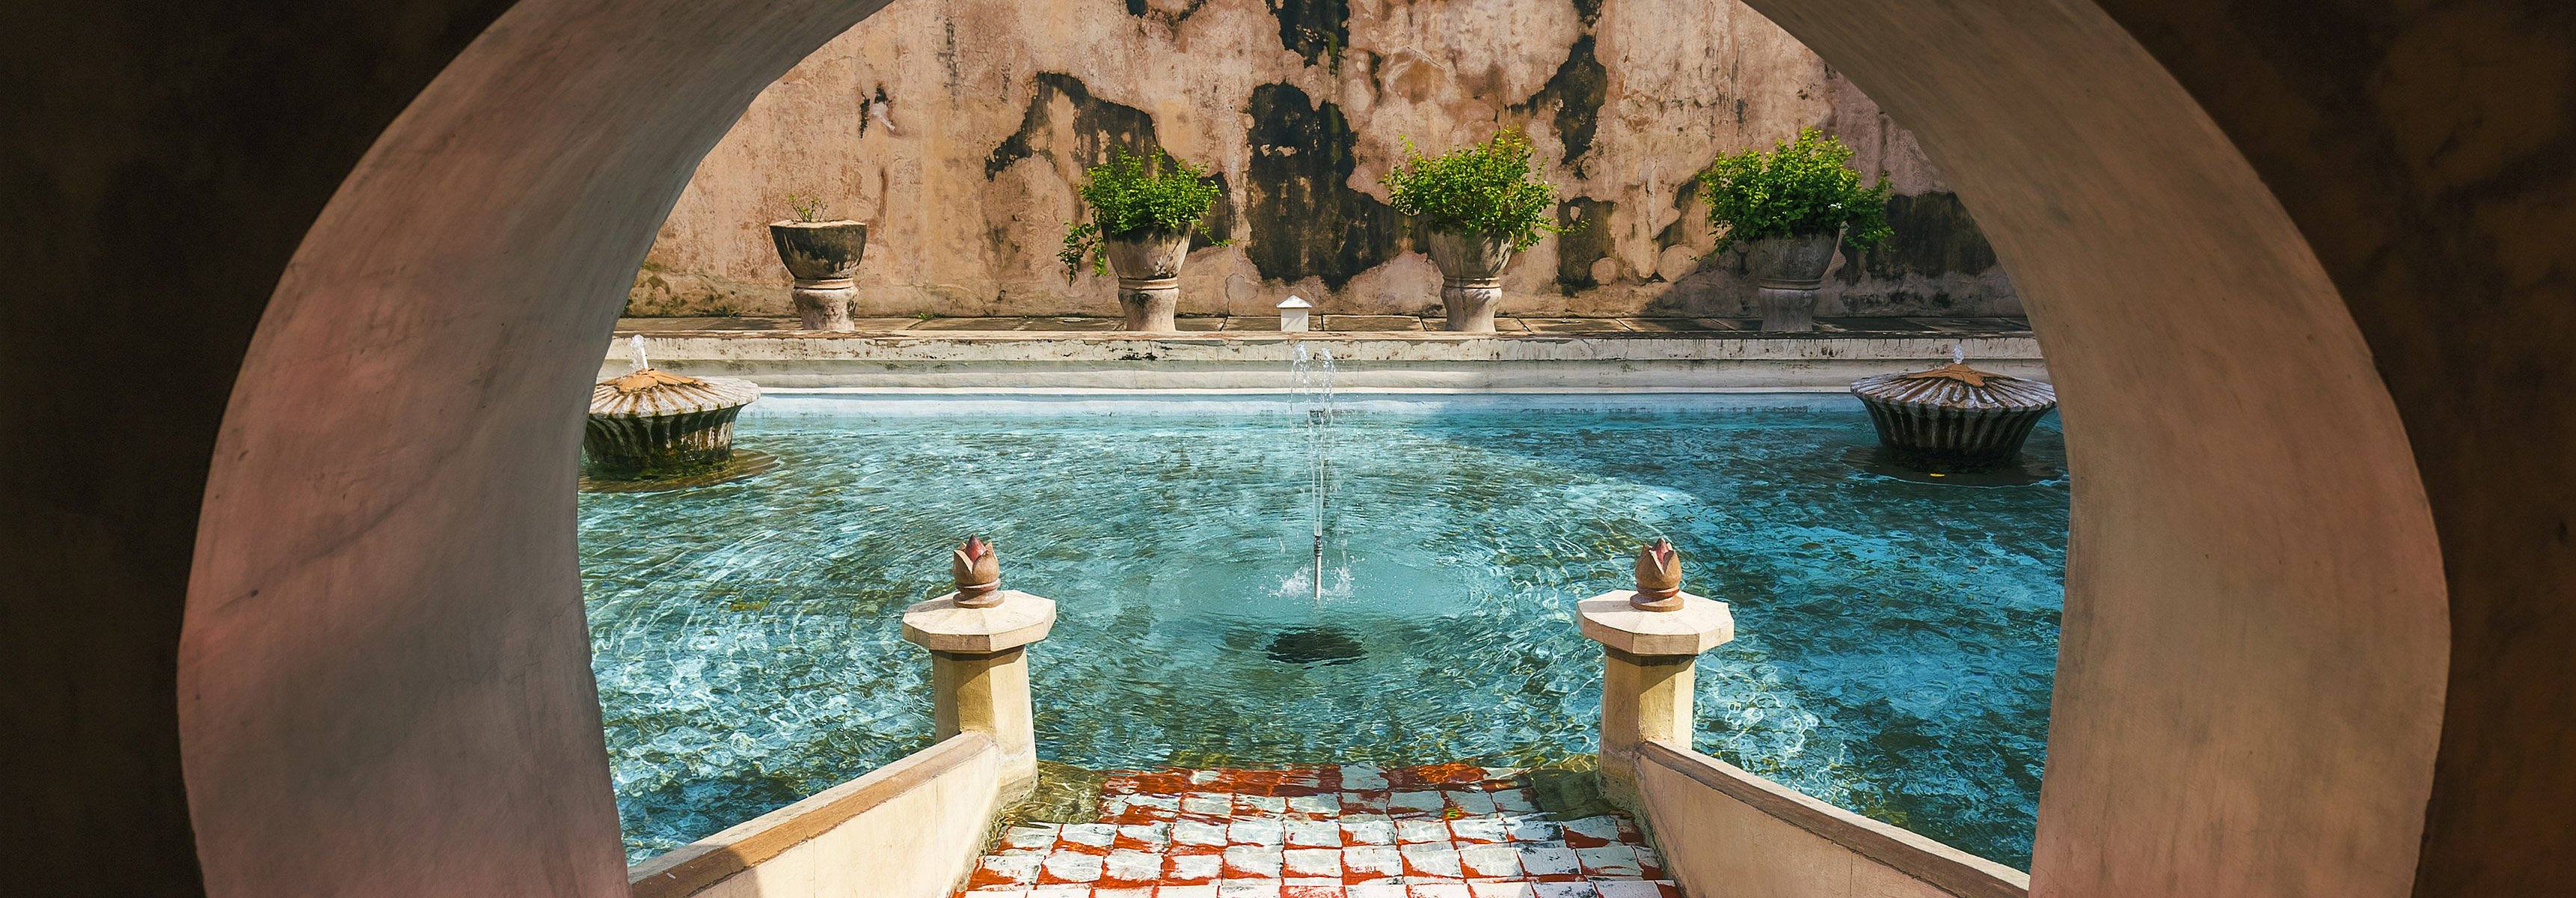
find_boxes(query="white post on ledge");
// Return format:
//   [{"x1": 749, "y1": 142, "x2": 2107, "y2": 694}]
[
  {"x1": 1578, "y1": 539, "x2": 1735, "y2": 811},
  {"x1": 901, "y1": 537, "x2": 1056, "y2": 799},
  {"x1": 1278, "y1": 295, "x2": 1313, "y2": 332}
]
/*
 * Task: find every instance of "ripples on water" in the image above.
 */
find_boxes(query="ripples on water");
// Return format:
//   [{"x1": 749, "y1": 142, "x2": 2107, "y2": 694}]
[{"x1": 579, "y1": 394, "x2": 2067, "y2": 867}]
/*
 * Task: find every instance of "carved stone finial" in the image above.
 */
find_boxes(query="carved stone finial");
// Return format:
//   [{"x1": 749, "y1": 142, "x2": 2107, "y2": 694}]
[
  {"x1": 1631, "y1": 538, "x2": 1684, "y2": 611},
  {"x1": 951, "y1": 536, "x2": 1002, "y2": 608}
]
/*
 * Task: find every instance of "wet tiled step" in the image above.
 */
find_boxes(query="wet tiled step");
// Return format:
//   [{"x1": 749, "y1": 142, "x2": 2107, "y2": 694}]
[{"x1": 959, "y1": 763, "x2": 1681, "y2": 898}]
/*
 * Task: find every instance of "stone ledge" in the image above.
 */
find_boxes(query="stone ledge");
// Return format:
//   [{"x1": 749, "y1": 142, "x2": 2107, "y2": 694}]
[
  {"x1": 1578, "y1": 592, "x2": 1735, "y2": 656},
  {"x1": 901, "y1": 591, "x2": 1057, "y2": 654}
]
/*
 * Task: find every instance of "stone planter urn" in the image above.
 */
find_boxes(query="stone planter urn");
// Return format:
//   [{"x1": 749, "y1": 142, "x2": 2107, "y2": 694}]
[
  {"x1": 1103, "y1": 228, "x2": 1191, "y2": 332},
  {"x1": 767, "y1": 219, "x2": 868, "y2": 332},
  {"x1": 1850, "y1": 349, "x2": 2058, "y2": 470},
  {"x1": 1427, "y1": 229, "x2": 1512, "y2": 333},
  {"x1": 586, "y1": 339, "x2": 761, "y2": 480},
  {"x1": 1746, "y1": 231, "x2": 1840, "y2": 332}
]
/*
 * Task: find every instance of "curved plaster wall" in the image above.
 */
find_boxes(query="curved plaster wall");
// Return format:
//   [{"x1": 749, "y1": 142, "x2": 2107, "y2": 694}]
[{"x1": 146, "y1": 1, "x2": 2486, "y2": 897}]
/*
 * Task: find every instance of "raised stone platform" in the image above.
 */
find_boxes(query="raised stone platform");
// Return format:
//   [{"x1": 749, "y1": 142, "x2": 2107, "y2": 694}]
[{"x1": 609, "y1": 316, "x2": 2042, "y2": 391}]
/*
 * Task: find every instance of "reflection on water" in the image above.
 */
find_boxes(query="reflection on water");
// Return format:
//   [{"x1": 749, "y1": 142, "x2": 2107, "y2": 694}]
[{"x1": 579, "y1": 394, "x2": 2067, "y2": 866}]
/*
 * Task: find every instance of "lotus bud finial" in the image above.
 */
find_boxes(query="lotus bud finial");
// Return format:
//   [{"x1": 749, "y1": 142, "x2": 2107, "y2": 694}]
[
  {"x1": 1631, "y1": 538, "x2": 1684, "y2": 611},
  {"x1": 951, "y1": 536, "x2": 1002, "y2": 608}
]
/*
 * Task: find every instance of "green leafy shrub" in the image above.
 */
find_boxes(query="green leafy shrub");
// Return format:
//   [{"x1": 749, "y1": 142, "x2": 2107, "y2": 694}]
[
  {"x1": 1697, "y1": 127, "x2": 1892, "y2": 253},
  {"x1": 1060, "y1": 147, "x2": 1224, "y2": 278},
  {"x1": 784, "y1": 193, "x2": 825, "y2": 223},
  {"x1": 1381, "y1": 128, "x2": 1571, "y2": 251}
]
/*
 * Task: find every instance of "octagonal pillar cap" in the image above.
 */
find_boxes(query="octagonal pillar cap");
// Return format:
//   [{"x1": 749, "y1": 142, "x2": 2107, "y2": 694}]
[
  {"x1": 1577, "y1": 591, "x2": 1734, "y2": 656},
  {"x1": 902, "y1": 590, "x2": 1056, "y2": 654}
]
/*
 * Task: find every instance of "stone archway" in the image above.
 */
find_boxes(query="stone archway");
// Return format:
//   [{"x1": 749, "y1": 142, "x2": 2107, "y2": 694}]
[{"x1": 167, "y1": 1, "x2": 2473, "y2": 897}]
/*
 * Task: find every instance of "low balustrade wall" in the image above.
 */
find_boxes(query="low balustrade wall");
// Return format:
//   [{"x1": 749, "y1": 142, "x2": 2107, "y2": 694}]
[
  {"x1": 628, "y1": 732, "x2": 1005, "y2": 898},
  {"x1": 1636, "y1": 739, "x2": 2029, "y2": 898}
]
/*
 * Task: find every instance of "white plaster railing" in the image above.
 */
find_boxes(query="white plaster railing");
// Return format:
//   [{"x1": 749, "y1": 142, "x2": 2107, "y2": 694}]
[
  {"x1": 628, "y1": 732, "x2": 1004, "y2": 898},
  {"x1": 1636, "y1": 739, "x2": 2030, "y2": 898}
]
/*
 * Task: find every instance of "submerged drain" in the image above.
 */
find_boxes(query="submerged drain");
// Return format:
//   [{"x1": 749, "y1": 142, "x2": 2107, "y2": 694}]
[{"x1": 1266, "y1": 626, "x2": 1364, "y2": 666}]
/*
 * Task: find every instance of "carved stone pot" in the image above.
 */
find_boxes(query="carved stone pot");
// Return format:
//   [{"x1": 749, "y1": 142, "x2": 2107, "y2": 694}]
[
  {"x1": 1850, "y1": 358, "x2": 2057, "y2": 470},
  {"x1": 1746, "y1": 231, "x2": 1840, "y2": 332},
  {"x1": 1427, "y1": 229, "x2": 1512, "y2": 333},
  {"x1": 1104, "y1": 229, "x2": 1191, "y2": 332},
  {"x1": 767, "y1": 220, "x2": 868, "y2": 332},
  {"x1": 586, "y1": 367, "x2": 762, "y2": 480}
]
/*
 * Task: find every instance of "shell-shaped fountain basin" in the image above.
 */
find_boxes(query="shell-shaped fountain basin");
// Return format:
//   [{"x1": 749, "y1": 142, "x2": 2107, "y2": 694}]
[{"x1": 1850, "y1": 360, "x2": 2057, "y2": 471}]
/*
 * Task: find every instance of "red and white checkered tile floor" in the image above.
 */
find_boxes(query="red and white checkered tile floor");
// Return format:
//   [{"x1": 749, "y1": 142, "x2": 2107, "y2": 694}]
[{"x1": 958, "y1": 763, "x2": 1682, "y2": 898}]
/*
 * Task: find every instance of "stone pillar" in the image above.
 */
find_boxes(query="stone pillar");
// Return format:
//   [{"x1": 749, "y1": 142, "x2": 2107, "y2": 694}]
[
  {"x1": 901, "y1": 538, "x2": 1055, "y2": 798},
  {"x1": 1577, "y1": 540, "x2": 1735, "y2": 810},
  {"x1": 791, "y1": 277, "x2": 856, "y2": 331}
]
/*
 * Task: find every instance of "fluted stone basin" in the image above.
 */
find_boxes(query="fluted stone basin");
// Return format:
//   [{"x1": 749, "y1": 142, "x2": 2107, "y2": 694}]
[
  {"x1": 584, "y1": 366, "x2": 761, "y2": 481},
  {"x1": 1851, "y1": 358, "x2": 2057, "y2": 469}
]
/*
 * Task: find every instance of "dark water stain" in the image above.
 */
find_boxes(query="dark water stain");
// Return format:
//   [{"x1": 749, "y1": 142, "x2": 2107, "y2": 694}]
[
  {"x1": 982, "y1": 73, "x2": 1233, "y2": 245},
  {"x1": 1837, "y1": 192, "x2": 2002, "y2": 282},
  {"x1": 1272, "y1": 0, "x2": 1349, "y2": 67},
  {"x1": 1512, "y1": 34, "x2": 1608, "y2": 176},
  {"x1": 1570, "y1": 0, "x2": 1604, "y2": 27},
  {"x1": 1126, "y1": 0, "x2": 1209, "y2": 28},
  {"x1": 856, "y1": 85, "x2": 891, "y2": 137},
  {"x1": 984, "y1": 73, "x2": 1162, "y2": 180},
  {"x1": 1554, "y1": 197, "x2": 1617, "y2": 293},
  {"x1": 1655, "y1": 159, "x2": 1724, "y2": 252},
  {"x1": 1243, "y1": 83, "x2": 1410, "y2": 287}
]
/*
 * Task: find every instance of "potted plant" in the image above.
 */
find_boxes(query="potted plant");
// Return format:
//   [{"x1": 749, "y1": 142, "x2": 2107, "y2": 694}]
[
  {"x1": 1059, "y1": 147, "x2": 1224, "y2": 332},
  {"x1": 767, "y1": 195, "x2": 868, "y2": 332},
  {"x1": 1382, "y1": 128, "x2": 1570, "y2": 333},
  {"x1": 1697, "y1": 127, "x2": 1892, "y2": 332}
]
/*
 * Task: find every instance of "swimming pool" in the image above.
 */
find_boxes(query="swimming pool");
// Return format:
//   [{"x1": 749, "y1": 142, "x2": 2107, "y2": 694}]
[{"x1": 578, "y1": 393, "x2": 2066, "y2": 866}]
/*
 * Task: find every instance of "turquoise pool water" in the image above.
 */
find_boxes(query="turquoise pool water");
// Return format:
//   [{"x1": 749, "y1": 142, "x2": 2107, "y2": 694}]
[{"x1": 578, "y1": 394, "x2": 2067, "y2": 867}]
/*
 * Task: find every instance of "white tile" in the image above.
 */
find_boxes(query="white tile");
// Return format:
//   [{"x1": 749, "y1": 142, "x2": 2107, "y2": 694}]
[
  {"x1": 1191, "y1": 770, "x2": 1224, "y2": 785},
  {"x1": 1224, "y1": 845, "x2": 1284, "y2": 878},
  {"x1": 1530, "y1": 885, "x2": 1595, "y2": 898},
  {"x1": 1230, "y1": 818, "x2": 1286, "y2": 846},
  {"x1": 1218, "y1": 882, "x2": 1282, "y2": 898},
  {"x1": 1338, "y1": 765, "x2": 1389, "y2": 791},
  {"x1": 1341, "y1": 845, "x2": 1403, "y2": 880},
  {"x1": 1395, "y1": 819, "x2": 1452, "y2": 844},
  {"x1": 1002, "y1": 824, "x2": 1062, "y2": 852},
  {"x1": 1129, "y1": 793, "x2": 1183, "y2": 812},
  {"x1": 1488, "y1": 790, "x2": 1540, "y2": 815},
  {"x1": 1287, "y1": 793, "x2": 1341, "y2": 816},
  {"x1": 1238, "y1": 794, "x2": 1289, "y2": 815},
  {"x1": 1282, "y1": 847, "x2": 1342, "y2": 878},
  {"x1": 1407, "y1": 885, "x2": 1471, "y2": 898},
  {"x1": 1097, "y1": 888, "x2": 1156, "y2": 898},
  {"x1": 978, "y1": 853, "x2": 1043, "y2": 885},
  {"x1": 1443, "y1": 791, "x2": 1497, "y2": 816},
  {"x1": 1158, "y1": 887, "x2": 1220, "y2": 898},
  {"x1": 1041, "y1": 851, "x2": 1105, "y2": 883},
  {"x1": 1285, "y1": 819, "x2": 1342, "y2": 847},
  {"x1": 1457, "y1": 843, "x2": 1523, "y2": 879},
  {"x1": 966, "y1": 891, "x2": 1030, "y2": 897},
  {"x1": 1468, "y1": 885, "x2": 1536, "y2": 898},
  {"x1": 1183, "y1": 792, "x2": 1234, "y2": 816},
  {"x1": 1447, "y1": 817, "x2": 1509, "y2": 844},
  {"x1": 1120, "y1": 822, "x2": 1172, "y2": 849},
  {"x1": 1340, "y1": 816, "x2": 1396, "y2": 846},
  {"x1": 1632, "y1": 846, "x2": 1663, "y2": 876},
  {"x1": 1388, "y1": 791, "x2": 1447, "y2": 816},
  {"x1": 1515, "y1": 844, "x2": 1580, "y2": 877},
  {"x1": 1174, "y1": 819, "x2": 1230, "y2": 847},
  {"x1": 1501, "y1": 817, "x2": 1560, "y2": 843},
  {"x1": 1345, "y1": 885, "x2": 1406, "y2": 898},
  {"x1": 1029, "y1": 887, "x2": 1093, "y2": 898},
  {"x1": 1557, "y1": 816, "x2": 1622, "y2": 845},
  {"x1": 1399, "y1": 844, "x2": 1463, "y2": 879},
  {"x1": 1063, "y1": 822, "x2": 1119, "y2": 849},
  {"x1": 1575, "y1": 844, "x2": 1640, "y2": 878},
  {"x1": 1168, "y1": 853, "x2": 1224, "y2": 882},
  {"x1": 1106, "y1": 849, "x2": 1163, "y2": 882}
]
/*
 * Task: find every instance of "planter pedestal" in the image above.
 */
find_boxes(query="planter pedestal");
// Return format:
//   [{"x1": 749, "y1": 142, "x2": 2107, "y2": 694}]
[
  {"x1": 1427, "y1": 230, "x2": 1512, "y2": 333},
  {"x1": 1117, "y1": 276, "x2": 1178, "y2": 332},
  {"x1": 1747, "y1": 232, "x2": 1839, "y2": 332},
  {"x1": 791, "y1": 278, "x2": 856, "y2": 331}
]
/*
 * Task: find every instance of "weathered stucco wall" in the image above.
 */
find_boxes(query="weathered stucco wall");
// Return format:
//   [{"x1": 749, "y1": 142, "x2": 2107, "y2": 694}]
[{"x1": 628, "y1": 0, "x2": 2016, "y2": 319}]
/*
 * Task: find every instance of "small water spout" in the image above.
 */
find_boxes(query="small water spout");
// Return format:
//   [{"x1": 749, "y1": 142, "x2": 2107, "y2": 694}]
[
  {"x1": 1289, "y1": 343, "x2": 1338, "y2": 605},
  {"x1": 629, "y1": 334, "x2": 651, "y2": 370}
]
